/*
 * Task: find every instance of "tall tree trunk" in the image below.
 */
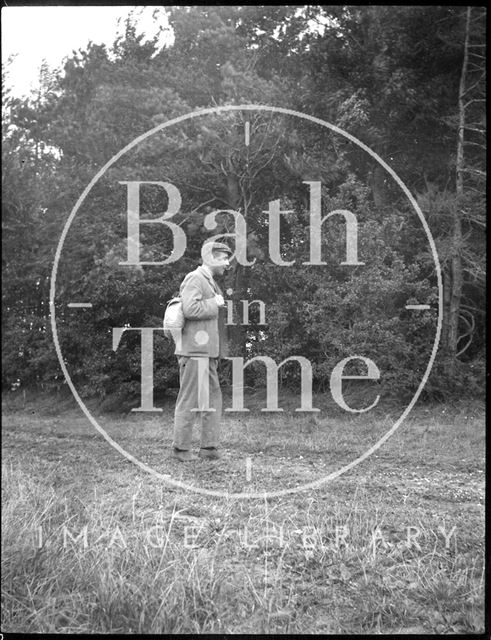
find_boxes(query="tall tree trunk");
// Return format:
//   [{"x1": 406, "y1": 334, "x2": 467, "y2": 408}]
[
  {"x1": 446, "y1": 6, "x2": 471, "y2": 374},
  {"x1": 441, "y1": 269, "x2": 451, "y2": 350},
  {"x1": 447, "y1": 208, "x2": 463, "y2": 373}
]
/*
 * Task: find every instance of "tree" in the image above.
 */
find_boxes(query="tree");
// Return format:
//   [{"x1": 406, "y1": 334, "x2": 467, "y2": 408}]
[
  {"x1": 2, "y1": 60, "x2": 61, "y2": 389},
  {"x1": 447, "y1": 6, "x2": 486, "y2": 370},
  {"x1": 2, "y1": 6, "x2": 484, "y2": 403},
  {"x1": 294, "y1": 5, "x2": 485, "y2": 396}
]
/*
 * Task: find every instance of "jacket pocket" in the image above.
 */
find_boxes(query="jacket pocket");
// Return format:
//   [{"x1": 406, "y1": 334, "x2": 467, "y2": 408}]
[{"x1": 183, "y1": 318, "x2": 218, "y2": 355}]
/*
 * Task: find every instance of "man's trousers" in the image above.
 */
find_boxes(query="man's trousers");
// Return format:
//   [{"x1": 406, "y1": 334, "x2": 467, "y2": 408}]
[{"x1": 173, "y1": 356, "x2": 221, "y2": 450}]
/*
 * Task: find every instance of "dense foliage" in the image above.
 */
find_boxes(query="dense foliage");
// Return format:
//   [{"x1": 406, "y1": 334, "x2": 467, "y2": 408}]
[{"x1": 2, "y1": 6, "x2": 485, "y2": 406}]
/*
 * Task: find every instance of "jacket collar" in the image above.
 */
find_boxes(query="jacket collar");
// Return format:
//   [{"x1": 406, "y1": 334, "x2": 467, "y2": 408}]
[
  {"x1": 198, "y1": 264, "x2": 222, "y2": 295},
  {"x1": 199, "y1": 264, "x2": 215, "y2": 282}
]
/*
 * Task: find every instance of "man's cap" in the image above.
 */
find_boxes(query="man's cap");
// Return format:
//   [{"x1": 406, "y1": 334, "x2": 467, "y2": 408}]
[{"x1": 202, "y1": 241, "x2": 233, "y2": 256}]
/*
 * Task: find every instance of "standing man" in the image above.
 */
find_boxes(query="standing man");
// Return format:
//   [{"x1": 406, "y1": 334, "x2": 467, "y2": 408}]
[{"x1": 172, "y1": 240, "x2": 232, "y2": 461}]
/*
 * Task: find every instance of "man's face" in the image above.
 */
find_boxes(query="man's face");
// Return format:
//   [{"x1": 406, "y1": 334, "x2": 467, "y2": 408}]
[{"x1": 209, "y1": 251, "x2": 230, "y2": 276}]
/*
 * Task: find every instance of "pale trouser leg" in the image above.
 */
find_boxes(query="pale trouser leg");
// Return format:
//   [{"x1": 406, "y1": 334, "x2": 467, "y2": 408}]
[
  {"x1": 173, "y1": 356, "x2": 196, "y2": 450},
  {"x1": 201, "y1": 357, "x2": 221, "y2": 448},
  {"x1": 173, "y1": 357, "x2": 221, "y2": 449}
]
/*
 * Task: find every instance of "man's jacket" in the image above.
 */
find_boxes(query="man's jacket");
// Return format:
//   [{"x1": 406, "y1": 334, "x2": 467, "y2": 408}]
[{"x1": 174, "y1": 265, "x2": 229, "y2": 358}]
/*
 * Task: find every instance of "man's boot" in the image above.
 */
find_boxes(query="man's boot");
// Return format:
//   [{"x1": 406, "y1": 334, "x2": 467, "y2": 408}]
[
  {"x1": 199, "y1": 447, "x2": 222, "y2": 460},
  {"x1": 173, "y1": 448, "x2": 198, "y2": 462}
]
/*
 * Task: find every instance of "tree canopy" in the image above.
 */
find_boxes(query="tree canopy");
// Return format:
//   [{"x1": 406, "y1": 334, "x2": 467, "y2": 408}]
[{"x1": 2, "y1": 6, "x2": 485, "y2": 406}]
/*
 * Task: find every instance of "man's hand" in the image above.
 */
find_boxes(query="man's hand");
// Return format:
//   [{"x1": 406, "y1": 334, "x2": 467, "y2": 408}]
[{"x1": 215, "y1": 294, "x2": 225, "y2": 307}]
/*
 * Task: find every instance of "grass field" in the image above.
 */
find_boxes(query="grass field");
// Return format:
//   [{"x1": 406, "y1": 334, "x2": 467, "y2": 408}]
[{"x1": 1, "y1": 390, "x2": 485, "y2": 634}]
